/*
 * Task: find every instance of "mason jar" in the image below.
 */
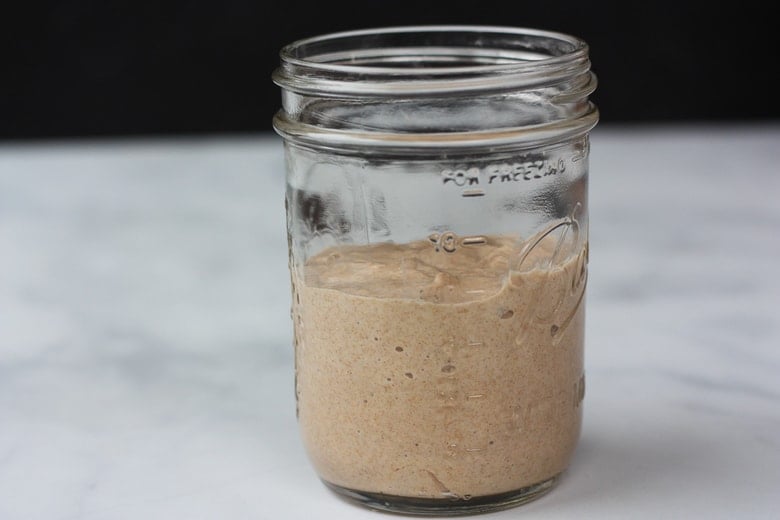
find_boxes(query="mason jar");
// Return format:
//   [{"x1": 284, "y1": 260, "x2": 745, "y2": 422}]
[{"x1": 272, "y1": 25, "x2": 598, "y2": 515}]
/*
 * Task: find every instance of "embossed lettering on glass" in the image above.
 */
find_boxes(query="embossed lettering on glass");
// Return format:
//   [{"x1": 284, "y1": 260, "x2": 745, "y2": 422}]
[{"x1": 272, "y1": 26, "x2": 598, "y2": 515}]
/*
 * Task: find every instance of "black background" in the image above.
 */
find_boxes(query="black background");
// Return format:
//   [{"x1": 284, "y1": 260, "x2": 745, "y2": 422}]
[{"x1": 2, "y1": 1, "x2": 774, "y2": 140}]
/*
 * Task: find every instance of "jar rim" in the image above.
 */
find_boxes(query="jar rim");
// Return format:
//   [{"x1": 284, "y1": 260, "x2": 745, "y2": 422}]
[{"x1": 273, "y1": 25, "x2": 591, "y2": 96}]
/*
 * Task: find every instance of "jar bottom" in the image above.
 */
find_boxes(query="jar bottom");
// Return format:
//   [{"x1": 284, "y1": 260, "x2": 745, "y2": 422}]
[{"x1": 322, "y1": 475, "x2": 559, "y2": 516}]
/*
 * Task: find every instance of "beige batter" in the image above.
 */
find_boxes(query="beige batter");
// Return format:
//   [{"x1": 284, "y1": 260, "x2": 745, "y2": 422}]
[{"x1": 292, "y1": 231, "x2": 587, "y2": 500}]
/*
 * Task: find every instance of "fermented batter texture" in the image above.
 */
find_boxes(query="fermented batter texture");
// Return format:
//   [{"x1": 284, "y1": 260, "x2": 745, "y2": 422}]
[{"x1": 292, "y1": 233, "x2": 587, "y2": 500}]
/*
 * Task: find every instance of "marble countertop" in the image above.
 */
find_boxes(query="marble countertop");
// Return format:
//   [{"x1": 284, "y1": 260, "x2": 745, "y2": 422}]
[{"x1": 1, "y1": 125, "x2": 778, "y2": 519}]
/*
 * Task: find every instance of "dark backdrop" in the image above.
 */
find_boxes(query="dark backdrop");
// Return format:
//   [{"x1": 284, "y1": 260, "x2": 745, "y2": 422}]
[{"x1": 1, "y1": 1, "x2": 773, "y2": 140}]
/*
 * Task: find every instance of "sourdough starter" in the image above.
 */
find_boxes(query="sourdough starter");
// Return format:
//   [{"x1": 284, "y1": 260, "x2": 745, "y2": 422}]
[{"x1": 292, "y1": 234, "x2": 587, "y2": 500}]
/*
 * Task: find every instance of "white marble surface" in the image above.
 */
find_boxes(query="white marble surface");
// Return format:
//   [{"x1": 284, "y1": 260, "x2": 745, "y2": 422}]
[{"x1": 0, "y1": 125, "x2": 779, "y2": 519}]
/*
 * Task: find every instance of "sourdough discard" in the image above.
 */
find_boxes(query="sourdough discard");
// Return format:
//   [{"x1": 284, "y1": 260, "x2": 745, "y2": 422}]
[{"x1": 292, "y1": 234, "x2": 586, "y2": 499}]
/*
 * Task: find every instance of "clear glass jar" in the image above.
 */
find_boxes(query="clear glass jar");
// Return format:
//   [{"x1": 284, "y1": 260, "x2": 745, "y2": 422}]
[{"x1": 272, "y1": 25, "x2": 597, "y2": 515}]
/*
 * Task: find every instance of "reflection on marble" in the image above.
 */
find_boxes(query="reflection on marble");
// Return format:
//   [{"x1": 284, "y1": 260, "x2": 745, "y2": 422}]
[{"x1": 0, "y1": 126, "x2": 779, "y2": 519}]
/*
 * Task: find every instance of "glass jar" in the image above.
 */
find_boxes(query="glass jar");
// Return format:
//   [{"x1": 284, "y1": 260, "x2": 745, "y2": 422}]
[{"x1": 272, "y1": 25, "x2": 597, "y2": 515}]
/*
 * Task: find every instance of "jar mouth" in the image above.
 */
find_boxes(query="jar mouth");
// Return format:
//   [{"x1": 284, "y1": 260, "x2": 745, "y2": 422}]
[{"x1": 273, "y1": 25, "x2": 591, "y2": 96}]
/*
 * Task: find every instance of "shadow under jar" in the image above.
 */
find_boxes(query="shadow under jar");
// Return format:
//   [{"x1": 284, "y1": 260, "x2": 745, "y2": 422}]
[{"x1": 272, "y1": 25, "x2": 598, "y2": 516}]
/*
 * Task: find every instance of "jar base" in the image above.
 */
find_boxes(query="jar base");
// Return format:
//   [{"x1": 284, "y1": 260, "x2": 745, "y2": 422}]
[{"x1": 322, "y1": 475, "x2": 559, "y2": 516}]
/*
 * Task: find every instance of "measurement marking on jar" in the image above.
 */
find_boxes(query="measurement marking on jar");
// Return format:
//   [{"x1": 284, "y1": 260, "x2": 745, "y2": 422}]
[
  {"x1": 462, "y1": 236, "x2": 487, "y2": 246},
  {"x1": 461, "y1": 189, "x2": 485, "y2": 198},
  {"x1": 574, "y1": 374, "x2": 585, "y2": 408},
  {"x1": 428, "y1": 232, "x2": 457, "y2": 253},
  {"x1": 429, "y1": 232, "x2": 486, "y2": 253}
]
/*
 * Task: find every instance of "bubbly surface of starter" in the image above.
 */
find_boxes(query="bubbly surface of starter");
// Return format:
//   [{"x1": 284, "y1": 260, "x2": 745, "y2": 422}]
[{"x1": 293, "y1": 234, "x2": 587, "y2": 499}]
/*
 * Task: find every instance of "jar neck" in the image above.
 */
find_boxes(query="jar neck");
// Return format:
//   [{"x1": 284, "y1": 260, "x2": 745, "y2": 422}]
[{"x1": 273, "y1": 26, "x2": 598, "y2": 154}]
